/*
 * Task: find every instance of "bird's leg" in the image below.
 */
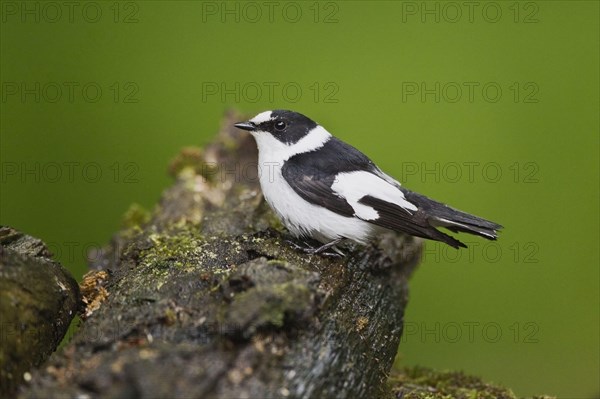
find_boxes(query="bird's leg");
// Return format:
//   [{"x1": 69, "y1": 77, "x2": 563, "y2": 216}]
[
  {"x1": 309, "y1": 238, "x2": 344, "y2": 255},
  {"x1": 284, "y1": 236, "x2": 318, "y2": 253},
  {"x1": 284, "y1": 236, "x2": 345, "y2": 257}
]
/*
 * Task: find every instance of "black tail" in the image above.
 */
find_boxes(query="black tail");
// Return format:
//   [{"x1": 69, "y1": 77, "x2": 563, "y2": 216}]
[{"x1": 404, "y1": 191, "x2": 502, "y2": 247}]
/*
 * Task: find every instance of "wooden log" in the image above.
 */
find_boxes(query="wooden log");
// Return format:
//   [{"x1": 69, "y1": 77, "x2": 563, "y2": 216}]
[{"x1": 17, "y1": 111, "x2": 422, "y2": 399}]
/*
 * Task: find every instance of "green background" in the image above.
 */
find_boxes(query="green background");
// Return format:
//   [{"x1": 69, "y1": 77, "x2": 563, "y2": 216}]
[{"x1": 1, "y1": 1, "x2": 598, "y2": 397}]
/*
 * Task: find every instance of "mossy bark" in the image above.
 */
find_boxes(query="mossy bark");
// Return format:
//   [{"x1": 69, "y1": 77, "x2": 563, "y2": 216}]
[
  {"x1": 389, "y1": 367, "x2": 555, "y2": 399},
  {"x1": 6, "y1": 112, "x2": 552, "y2": 399},
  {"x1": 17, "y1": 111, "x2": 423, "y2": 398},
  {"x1": 0, "y1": 227, "x2": 80, "y2": 397}
]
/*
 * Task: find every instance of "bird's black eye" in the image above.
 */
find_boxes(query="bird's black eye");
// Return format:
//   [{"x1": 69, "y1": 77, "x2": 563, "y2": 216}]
[{"x1": 274, "y1": 121, "x2": 287, "y2": 131}]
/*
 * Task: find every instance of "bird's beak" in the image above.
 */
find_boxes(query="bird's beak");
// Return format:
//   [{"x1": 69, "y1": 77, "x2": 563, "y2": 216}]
[{"x1": 234, "y1": 121, "x2": 256, "y2": 131}]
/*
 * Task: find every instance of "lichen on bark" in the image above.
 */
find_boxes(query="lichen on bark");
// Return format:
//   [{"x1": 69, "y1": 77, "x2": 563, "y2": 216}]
[{"x1": 388, "y1": 367, "x2": 555, "y2": 399}]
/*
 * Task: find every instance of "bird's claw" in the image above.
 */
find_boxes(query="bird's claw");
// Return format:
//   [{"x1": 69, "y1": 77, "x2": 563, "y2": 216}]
[{"x1": 284, "y1": 238, "x2": 345, "y2": 258}]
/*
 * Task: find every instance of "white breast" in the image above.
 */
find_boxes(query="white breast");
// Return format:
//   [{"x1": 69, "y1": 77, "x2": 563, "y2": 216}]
[
  {"x1": 252, "y1": 127, "x2": 375, "y2": 244},
  {"x1": 258, "y1": 160, "x2": 375, "y2": 244}
]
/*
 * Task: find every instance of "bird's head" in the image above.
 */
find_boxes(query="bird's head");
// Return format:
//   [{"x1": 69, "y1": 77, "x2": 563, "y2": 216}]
[{"x1": 234, "y1": 110, "x2": 318, "y2": 145}]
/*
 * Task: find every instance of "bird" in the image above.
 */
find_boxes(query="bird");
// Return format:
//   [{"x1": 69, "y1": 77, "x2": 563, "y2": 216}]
[{"x1": 234, "y1": 110, "x2": 502, "y2": 254}]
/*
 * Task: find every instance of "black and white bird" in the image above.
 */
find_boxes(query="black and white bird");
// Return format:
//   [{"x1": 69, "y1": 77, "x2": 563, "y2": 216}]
[{"x1": 235, "y1": 110, "x2": 501, "y2": 253}]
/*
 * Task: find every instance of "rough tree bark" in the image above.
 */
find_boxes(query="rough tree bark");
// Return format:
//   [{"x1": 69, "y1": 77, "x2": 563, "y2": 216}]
[
  {"x1": 16, "y1": 111, "x2": 423, "y2": 399},
  {"x1": 0, "y1": 227, "x2": 80, "y2": 397}
]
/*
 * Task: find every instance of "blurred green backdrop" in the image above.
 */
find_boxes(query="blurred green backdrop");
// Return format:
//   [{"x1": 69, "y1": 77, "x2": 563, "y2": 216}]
[{"x1": 1, "y1": 1, "x2": 598, "y2": 397}]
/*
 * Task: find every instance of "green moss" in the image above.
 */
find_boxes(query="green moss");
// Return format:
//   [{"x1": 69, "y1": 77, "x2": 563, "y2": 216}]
[
  {"x1": 388, "y1": 367, "x2": 555, "y2": 399},
  {"x1": 121, "y1": 203, "x2": 150, "y2": 230},
  {"x1": 229, "y1": 282, "x2": 312, "y2": 330},
  {"x1": 168, "y1": 147, "x2": 217, "y2": 181},
  {"x1": 264, "y1": 210, "x2": 285, "y2": 231},
  {"x1": 221, "y1": 257, "x2": 320, "y2": 338},
  {"x1": 137, "y1": 229, "x2": 204, "y2": 270}
]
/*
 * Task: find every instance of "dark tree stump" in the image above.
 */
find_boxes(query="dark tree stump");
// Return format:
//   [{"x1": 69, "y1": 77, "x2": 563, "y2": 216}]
[
  {"x1": 0, "y1": 227, "x2": 80, "y2": 397},
  {"x1": 17, "y1": 111, "x2": 422, "y2": 399}
]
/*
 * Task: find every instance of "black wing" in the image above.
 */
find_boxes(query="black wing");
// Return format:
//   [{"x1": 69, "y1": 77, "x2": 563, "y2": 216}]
[
  {"x1": 281, "y1": 162, "x2": 354, "y2": 218},
  {"x1": 282, "y1": 137, "x2": 501, "y2": 248},
  {"x1": 403, "y1": 190, "x2": 502, "y2": 239},
  {"x1": 281, "y1": 137, "x2": 377, "y2": 217},
  {"x1": 358, "y1": 195, "x2": 467, "y2": 248}
]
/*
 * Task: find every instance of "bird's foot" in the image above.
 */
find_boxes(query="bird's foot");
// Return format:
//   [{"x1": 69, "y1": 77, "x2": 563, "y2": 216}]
[{"x1": 285, "y1": 237, "x2": 345, "y2": 258}]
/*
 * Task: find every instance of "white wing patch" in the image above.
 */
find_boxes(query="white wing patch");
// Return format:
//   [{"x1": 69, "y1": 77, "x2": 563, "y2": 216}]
[{"x1": 331, "y1": 171, "x2": 418, "y2": 220}]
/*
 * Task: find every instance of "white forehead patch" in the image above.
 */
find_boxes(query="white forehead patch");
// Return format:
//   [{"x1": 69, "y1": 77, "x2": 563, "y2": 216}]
[{"x1": 250, "y1": 111, "x2": 273, "y2": 125}]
